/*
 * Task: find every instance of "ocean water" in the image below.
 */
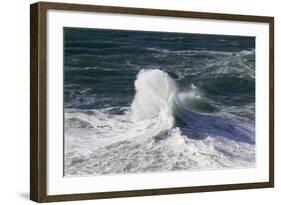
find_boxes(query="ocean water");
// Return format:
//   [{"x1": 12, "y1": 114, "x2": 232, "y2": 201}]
[{"x1": 64, "y1": 28, "x2": 255, "y2": 176}]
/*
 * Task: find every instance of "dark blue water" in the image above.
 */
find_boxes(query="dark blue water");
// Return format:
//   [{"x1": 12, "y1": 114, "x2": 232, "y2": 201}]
[
  {"x1": 63, "y1": 28, "x2": 256, "y2": 176},
  {"x1": 64, "y1": 28, "x2": 255, "y2": 121}
]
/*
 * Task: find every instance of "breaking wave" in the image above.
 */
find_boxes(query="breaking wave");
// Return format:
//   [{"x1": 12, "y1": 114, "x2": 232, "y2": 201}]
[
  {"x1": 64, "y1": 69, "x2": 255, "y2": 176},
  {"x1": 130, "y1": 69, "x2": 254, "y2": 143}
]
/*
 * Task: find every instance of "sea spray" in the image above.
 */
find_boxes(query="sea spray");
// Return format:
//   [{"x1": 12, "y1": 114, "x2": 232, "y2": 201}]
[
  {"x1": 64, "y1": 69, "x2": 255, "y2": 175},
  {"x1": 130, "y1": 69, "x2": 178, "y2": 132},
  {"x1": 63, "y1": 28, "x2": 256, "y2": 176}
]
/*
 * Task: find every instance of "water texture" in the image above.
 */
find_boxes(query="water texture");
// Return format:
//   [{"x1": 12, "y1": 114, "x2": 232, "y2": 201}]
[{"x1": 64, "y1": 28, "x2": 255, "y2": 176}]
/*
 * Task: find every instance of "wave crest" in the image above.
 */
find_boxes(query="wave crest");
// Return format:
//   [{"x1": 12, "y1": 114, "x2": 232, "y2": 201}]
[
  {"x1": 130, "y1": 69, "x2": 178, "y2": 130},
  {"x1": 130, "y1": 69, "x2": 254, "y2": 144}
]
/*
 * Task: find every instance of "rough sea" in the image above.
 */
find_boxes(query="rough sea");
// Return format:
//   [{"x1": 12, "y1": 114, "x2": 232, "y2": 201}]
[{"x1": 63, "y1": 28, "x2": 255, "y2": 176}]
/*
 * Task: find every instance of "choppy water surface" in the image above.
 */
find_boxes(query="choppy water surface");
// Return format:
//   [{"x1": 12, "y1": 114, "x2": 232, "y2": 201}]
[{"x1": 64, "y1": 28, "x2": 255, "y2": 176}]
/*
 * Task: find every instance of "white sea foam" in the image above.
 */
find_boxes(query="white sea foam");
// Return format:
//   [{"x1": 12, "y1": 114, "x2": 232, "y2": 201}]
[
  {"x1": 64, "y1": 69, "x2": 255, "y2": 176},
  {"x1": 130, "y1": 69, "x2": 178, "y2": 133}
]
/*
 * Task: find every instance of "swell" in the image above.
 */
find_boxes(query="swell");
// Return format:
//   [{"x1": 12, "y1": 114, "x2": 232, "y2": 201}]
[
  {"x1": 64, "y1": 69, "x2": 255, "y2": 176},
  {"x1": 130, "y1": 69, "x2": 254, "y2": 144}
]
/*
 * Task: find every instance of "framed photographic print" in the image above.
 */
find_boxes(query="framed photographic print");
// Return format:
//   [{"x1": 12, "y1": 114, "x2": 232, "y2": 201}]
[{"x1": 30, "y1": 1, "x2": 274, "y2": 202}]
